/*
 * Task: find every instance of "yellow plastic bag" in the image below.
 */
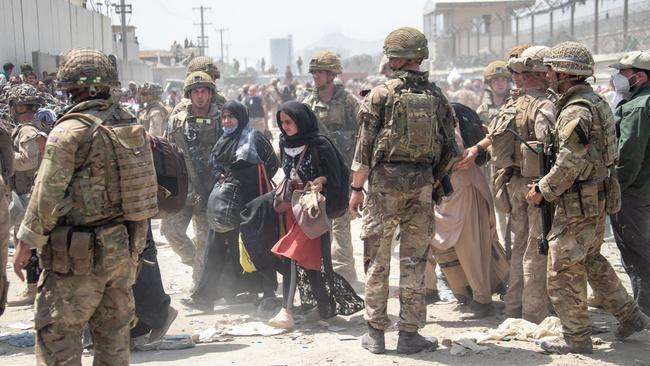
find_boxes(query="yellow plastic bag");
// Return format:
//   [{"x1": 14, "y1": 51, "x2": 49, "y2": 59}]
[{"x1": 239, "y1": 235, "x2": 256, "y2": 273}]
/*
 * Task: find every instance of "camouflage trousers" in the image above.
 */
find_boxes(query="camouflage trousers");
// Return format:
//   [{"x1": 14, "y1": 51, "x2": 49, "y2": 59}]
[
  {"x1": 361, "y1": 168, "x2": 434, "y2": 332},
  {"x1": 35, "y1": 260, "x2": 137, "y2": 365},
  {"x1": 0, "y1": 186, "x2": 10, "y2": 277},
  {"x1": 160, "y1": 203, "x2": 209, "y2": 283},
  {"x1": 503, "y1": 175, "x2": 549, "y2": 323},
  {"x1": 331, "y1": 211, "x2": 357, "y2": 282},
  {"x1": 548, "y1": 198, "x2": 640, "y2": 343}
]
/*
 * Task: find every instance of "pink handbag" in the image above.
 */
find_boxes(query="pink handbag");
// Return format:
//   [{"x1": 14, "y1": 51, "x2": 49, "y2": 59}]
[{"x1": 291, "y1": 182, "x2": 331, "y2": 239}]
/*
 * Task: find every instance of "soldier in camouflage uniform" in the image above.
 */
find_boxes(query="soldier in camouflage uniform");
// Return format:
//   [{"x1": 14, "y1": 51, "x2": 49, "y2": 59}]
[
  {"x1": 0, "y1": 117, "x2": 13, "y2": 317},
  {"x1": 137, "y1": 82, "x2": 169, "y2": 137},
  {"x1": 457, "y1": 46, "x2": 556, "y2": 322},
  {"x1": 303, "y1": 51, "x2": 359, "y2": 282},
  {"x1": 476, "y1": 61, "x2": 511, "y2": 251},
  {"x1": 162, "y1": 72, "x2": 221, "y2": 284},
  {"x1": 525, "y1": 42, "x2": 650, "y2": 354},
  {"x1": 5, "y1": 84, "x2": 48, "y2": 307},
  {"x1": 13, "y1": 48, "x2": 158, "y2": 365},
  {"x1": 350, "y1": 27, "x2": 459, "y2": 355}
]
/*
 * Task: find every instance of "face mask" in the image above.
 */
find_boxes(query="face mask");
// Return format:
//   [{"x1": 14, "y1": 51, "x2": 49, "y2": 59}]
[
  {"x1": 222, "y1": 126, "x2": 237, "y2": 135},
  {"x1": 612, "y1": 72, "x2": 631, "y2": 93}
]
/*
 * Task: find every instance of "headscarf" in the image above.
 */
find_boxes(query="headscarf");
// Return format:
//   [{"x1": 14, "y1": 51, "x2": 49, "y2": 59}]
[
  {"x1": 276, "y1": 101, "x2": 319, "y2": 148},
  {"x1": 211, "y1": 100, "x2": 249, "y2": 165}
]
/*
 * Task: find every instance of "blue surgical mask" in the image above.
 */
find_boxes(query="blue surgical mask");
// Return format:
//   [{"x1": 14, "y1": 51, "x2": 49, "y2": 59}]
[{"x1": 222, "y1": 126, "x2": 237, "y2": 135}]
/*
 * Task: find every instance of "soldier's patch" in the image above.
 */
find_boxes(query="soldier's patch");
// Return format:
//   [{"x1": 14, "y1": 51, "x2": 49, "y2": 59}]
[
  {"x1": 44, "y1": 144, "x2": 56, "y2": 159},
  {"x1": 560, "y1": 120, "x2": 580, "y2": 141}
]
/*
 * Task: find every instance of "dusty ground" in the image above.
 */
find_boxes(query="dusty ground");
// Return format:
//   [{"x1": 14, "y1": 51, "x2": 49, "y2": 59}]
[{"x1": 1, "y1": 219, "x2": 649, "y2": 366}]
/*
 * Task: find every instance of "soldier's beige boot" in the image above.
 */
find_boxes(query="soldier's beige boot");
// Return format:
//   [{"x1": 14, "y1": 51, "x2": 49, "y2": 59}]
[
  {"x1": 614, "y1": 313, "x2": 650, "y2": 340},
  {"x1": 540, "y1": 338, "x2": 593, "y2": 354},
  {"x1": 7, "y1": 283, "x2": 36, "y2": 307}
]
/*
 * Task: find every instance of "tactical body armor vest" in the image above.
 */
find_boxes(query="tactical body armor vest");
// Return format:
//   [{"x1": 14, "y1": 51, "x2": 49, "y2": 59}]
[
  {"x1": 489, "y1": 93, "x2": 546, "y2": 177},
  {"x1": 557, "y1": 86, "x2": 620, "y2": 213},
  {"x1": 169, "y1": 108, "x2": 221, "y2": 178},
  {"x1": 11, "y1": 123, "x2": 46, "y2": 195},
  {"x1": 371, "y1": 78, "x2": 444, "y2": 166},
  {"x1": 57, "y1": 101, "x2": 158, "y2": 225}
]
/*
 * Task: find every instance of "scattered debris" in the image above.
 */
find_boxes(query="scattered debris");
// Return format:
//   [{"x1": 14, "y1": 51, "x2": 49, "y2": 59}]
[
  {"x1": 478, "y1": 317, "x2": 562, "y2": 343},
  {"x1": 132, "y1": 334, "x2": 195, "y2": 351},
  {"x1": 7, "y1": 322, "x2": 33, "y2": 330},
  {"x1": 0, "y1": 331, "x2": 35, "y2": 347},
  {"x1": 335, "y1": 334, "x2": 357, "y2": 341},
  {"x1": 192, "y1": 327, "x2": 234, "y2": 344},
  {"x1": 225, "y1": 321, "x2": 287, "y2": 336}
]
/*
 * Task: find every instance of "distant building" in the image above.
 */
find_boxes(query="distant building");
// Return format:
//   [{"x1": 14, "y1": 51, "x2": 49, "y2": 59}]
[{"x1": 270, "y1": 36, "x2": 294, "y2": 75}]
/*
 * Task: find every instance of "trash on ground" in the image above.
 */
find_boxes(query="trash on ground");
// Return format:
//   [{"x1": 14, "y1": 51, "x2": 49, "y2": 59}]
[
  {"x1": 225, "y1": 321, "x2": 287, "y2": 336},
  {"x1": 7, "y1": 322, "x2": 33, "y2": 330},
  {"x1": 132, "y1": 334, "x2": 195, "y2": 351},
  {"x1": 0, "y1": 331, "x2": 35, "y2": 347},
  {"x1": 478, "y1": 317, "x2": 562, "y2": 343}
]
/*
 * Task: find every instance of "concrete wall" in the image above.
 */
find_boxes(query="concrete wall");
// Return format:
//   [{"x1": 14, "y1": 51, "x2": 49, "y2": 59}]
[{"x1": 0, "y1": 0, "x2": 112, "y2": 68}]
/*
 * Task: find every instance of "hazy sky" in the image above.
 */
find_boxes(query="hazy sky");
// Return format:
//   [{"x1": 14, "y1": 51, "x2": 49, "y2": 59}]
[{"x1": 106, "y1": 0, "x2": 426, "y2": 64}]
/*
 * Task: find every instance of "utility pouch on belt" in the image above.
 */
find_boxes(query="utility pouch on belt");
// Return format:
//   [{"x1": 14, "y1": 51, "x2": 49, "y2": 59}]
[
  {"x1": 604, "y1": 168, "x2": 622, "y2": 215},
  {"x1": 94, "y1": 224, "x2": 129, "y2": 272},
  {"x1": 69, "y1": 232, "x2": 94, "y2": 275},
  {"x1": 49, "y1": 226, "x2": 72, "y2": 274},
  {"x1": 578, "y1": 181, "x2": 599, "y2": 218},
  {"x1": 520, "y1": 141, "x2": 542, "y2": 178}
]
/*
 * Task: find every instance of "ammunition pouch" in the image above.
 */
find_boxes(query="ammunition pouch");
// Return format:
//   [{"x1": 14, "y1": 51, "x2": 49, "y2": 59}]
[
  {"x1": 604, "y1": 167, "x2": 621, "y2": 215},
  {"x1": 520, "y1": 141, "x2": 542, "y2": 178},
  {"x1": 493, "y1": 167, "x2": 513, "y2": 214},
  {"x1": 40, "y1": 222, "x2": 133, "y2": 275},
  {"x1": 561, "y1": 180, "x2": 605, "y2": 219}
]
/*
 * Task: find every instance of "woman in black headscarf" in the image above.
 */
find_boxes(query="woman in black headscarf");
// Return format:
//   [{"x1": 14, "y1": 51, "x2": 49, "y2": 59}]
[
  {"x1": 184, "y1": 100, "x2": 279, "y2": 310},
  {"x1": 268, "y1": 101, "x2": 363, "y2": 329}
]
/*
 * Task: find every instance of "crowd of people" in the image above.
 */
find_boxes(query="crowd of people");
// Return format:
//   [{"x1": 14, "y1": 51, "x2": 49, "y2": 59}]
[{"x1": 0, "y1": 25, "x2": 649, "y2": 365}]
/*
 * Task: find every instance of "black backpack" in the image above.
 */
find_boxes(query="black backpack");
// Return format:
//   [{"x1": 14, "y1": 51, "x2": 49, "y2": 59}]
[
  {"x1": 451, "y1": 102, "x2": 489, "y2": 166},
  {"x1": 151, "y1": 136, "x2": 189, "y2": 217}
]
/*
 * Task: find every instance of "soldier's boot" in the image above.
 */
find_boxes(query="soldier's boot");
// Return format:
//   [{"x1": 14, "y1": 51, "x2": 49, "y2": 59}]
[
  {"x1": 614, "y1": 312, "x2": 650, "y2": 340},
  {"x1": 7, "y1": 283, "x2": 36, "y2": 307},
  {"x1": 540, "y1": 338, "x2": 593, "y2": 354},
  {"x1": 0, "y1": 276, "x2": 8, "y2": 316},
  {"x1": 396, "y1": 331, "x2": 438, "y2": 354},
  {"x1": 360, "y1": 324, "x2": 385, "y2": 354},
  {"x1": 460, "y1": 301, "x2": 496, "y2": 320}
]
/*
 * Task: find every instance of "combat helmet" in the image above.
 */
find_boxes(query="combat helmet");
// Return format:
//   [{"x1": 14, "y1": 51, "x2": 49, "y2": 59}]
[
  {"x1": 508, "y1": 46, "x2": 550, "y2": 73},
  {"x1": 506, "y1": 44, "x2": 532, "y2": 62},
  {"x1": 544, "y1": 41, "x2": 594, "y2": 77},
  {"x1": 484, "y1": 60, "x2": 511, "y2": 82},
  {"x1": 308, "y1": 51, "x2": 342, "y2": 74},
  {"x1": 6, "y1": 84, "x2": 41, "y2": 106},
  {"x1": 56, "y1": 48, "x2": 119, "y2": 91},
  {"x1": 187, "y1": 56, "x2": 220, "y2": 80},
  {"x1": 183, "y1": 71, "x2": 215, "y2": 98},
  {"x1": 383, "y1": 27, "x2": 429, "y2": 60},
  {"x1": 139, "y1": 82, "x2": 163, "y2": 97}
]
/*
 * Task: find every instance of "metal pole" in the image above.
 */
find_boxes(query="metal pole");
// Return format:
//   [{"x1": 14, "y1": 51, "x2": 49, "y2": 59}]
[
  {"x1": 570, "y1": 1, "x2": 575, "y2": 37},
  {"x1": 120, "y1": 0, "x2": 127, "y2": 61},
  {"x1": 199, "y1": 6, "x2": 205, "y2": 56},
  {"x1": 623, "y1": 0, "x2": 629, "y2": 47},
  {"x1": 594, "y1": 0, "x2": 599, "y2": 53},
  {"x1": 549, "y1": 9, "x2": 554, "y2": 41},
  {"x1": 531, "y1": 13, "x2": 535, "y2": 44},
  {"x1": 516, "y1": 16, "x2": 520, "y2": 44}
]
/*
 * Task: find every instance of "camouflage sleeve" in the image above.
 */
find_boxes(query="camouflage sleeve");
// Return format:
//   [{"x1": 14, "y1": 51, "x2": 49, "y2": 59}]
[
  {"x1": 476, "y1": 103, "x2": 489, "y2": 125},
  {"x1": 538, "y1": 104, "x2": 591, "y2": 202},
  {"x1": 434, "y1": 95, "x2": 461, "y2": 177},
  {"x1": 14, "y1": 127, "x2": 46, "y2": 171},
  {"x1": 351, "y1": 85, "x2": 388, "y2": 173},
  {"x1": 533, "y1": 99, "x2": 556, "y2": 140},
  {"x1": 345, "y1": 93, "x2": 360, "y2": 132},
  {"x1": 148, "y1": 107, "x2": 167, "y2": 137},
  {"x1": 16, "y1": 121, "x2": 85, "y2": 248}
]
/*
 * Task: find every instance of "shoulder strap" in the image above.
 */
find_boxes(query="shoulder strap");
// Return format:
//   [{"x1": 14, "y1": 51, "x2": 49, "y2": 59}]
[{"x1": 57, "y1": 112, "x2": 105, "y2": 147}]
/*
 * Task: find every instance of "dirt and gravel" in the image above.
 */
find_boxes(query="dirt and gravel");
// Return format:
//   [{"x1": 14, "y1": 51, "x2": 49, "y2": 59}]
[{"x1": 1, "y1": 219, "x2": 649, "y2": 366}]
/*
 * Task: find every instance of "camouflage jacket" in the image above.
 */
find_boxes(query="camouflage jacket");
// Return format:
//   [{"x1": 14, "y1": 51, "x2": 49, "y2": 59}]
[
  {"x1": 169, "y1": 90, "x2": 226, "y2": 125},
  {"x1": 137, "y1": 100, "x2": 169, "y2": 137},
  {"x1": 538, "y1": 84, "x2": 613, "y2": 203},
  {"x1": 303, "y1": 85, "x2": 359, "y2": 163},
  {"x1": 12, "y1": 120, "x2": 48, "y2": 194},
  {"x1": 476, "y1": 89, "x2": 505, "y2": 125},
  {"x1": 352, "y1": 70, "x2": 459, "y2": 176},
  {"x1": 167, "y1": 98, "x2": 222, "y2": 194}
]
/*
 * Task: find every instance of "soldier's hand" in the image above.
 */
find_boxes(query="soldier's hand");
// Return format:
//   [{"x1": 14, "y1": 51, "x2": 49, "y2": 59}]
[
  {"x1": 526, "y1": 184, "x2": 543, "y2": 205},
  {"x1": 12, "y1": 241, "x2": 32, "y2": 282},
  {"x1": 455, "y1": 146, "x2": 478, "y2": 170},
  {"x1": 349, "y1": 191, "x2": 365, "y2": 219}
]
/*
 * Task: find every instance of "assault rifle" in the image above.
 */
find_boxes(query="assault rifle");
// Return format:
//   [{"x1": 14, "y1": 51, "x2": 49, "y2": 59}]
[{"x1": 505, "y1": 128, "x2": 555, "y2": 256}]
